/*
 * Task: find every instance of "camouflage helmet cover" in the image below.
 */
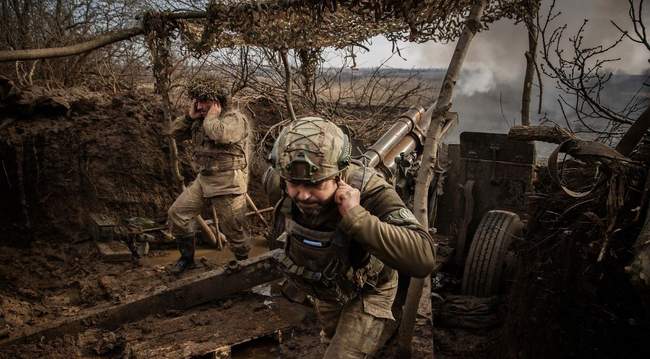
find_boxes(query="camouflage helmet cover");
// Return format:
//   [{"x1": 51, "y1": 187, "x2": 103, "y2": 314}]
[
  {"x1": 186, "y1": 76, "x2": 231, "y2": 107},
  {"x1": 271, "y1": 117, "x2": 351, "y2": 183}
]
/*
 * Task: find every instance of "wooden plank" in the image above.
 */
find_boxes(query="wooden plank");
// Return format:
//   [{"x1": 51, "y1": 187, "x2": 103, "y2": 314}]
[
  {"x1": 0, "y1": 249, "x2": 284, "y2": 348},
  {"x1": 127, "y1": 295, "x2": 305, "y2": 358},
  {"x1": 96, "y1": 241, "x2": 132, "y2": 262}
]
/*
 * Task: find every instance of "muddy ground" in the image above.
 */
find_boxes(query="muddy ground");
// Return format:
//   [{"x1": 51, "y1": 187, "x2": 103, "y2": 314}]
[{"x1": 0, "y1": 237, "x2": 435, "y2": 358}]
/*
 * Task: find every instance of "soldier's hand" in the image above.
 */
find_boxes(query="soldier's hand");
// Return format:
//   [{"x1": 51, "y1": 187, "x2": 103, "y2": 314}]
[
  {"x1": 206, "y1": 101, "x2": 222, "y2": 119},
  {"x1": 188, "y1": 99, "x2": 201, "y2": 119},
  {"x1": 335, "y1": 178, "x2": 360, "y2": 217}
]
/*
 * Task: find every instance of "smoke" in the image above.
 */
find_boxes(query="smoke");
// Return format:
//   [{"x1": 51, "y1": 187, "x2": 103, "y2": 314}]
[
  {"x1": 457, "y1": 67, "x2": 497, "y2": 96},
  {"x1": 409, "y1": 0, "x2": 649, "y2": 146}
]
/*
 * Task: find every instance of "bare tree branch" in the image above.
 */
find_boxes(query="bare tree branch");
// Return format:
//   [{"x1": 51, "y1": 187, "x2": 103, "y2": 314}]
[
  {"x1": 536, "y1": 0, "x2": 648, "y2": 141},
  {"x1": 0, "y1": 27, "x2": 144, "y2": 62}
]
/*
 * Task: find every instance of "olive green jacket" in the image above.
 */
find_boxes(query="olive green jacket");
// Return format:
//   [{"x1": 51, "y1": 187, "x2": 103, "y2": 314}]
[{"x1": 265, "y1": 163, "x2": 436, "y2": 318}]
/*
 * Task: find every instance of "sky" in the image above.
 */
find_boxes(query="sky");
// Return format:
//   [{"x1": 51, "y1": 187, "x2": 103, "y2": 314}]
[{"x1": 325, "y1": 0, "x2": 649, "y2": 76}]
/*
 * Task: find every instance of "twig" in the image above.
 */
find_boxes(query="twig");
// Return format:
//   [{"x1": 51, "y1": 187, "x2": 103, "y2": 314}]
[{"x1": 245, "y1": 193, "x2": 269, "y2": 227}]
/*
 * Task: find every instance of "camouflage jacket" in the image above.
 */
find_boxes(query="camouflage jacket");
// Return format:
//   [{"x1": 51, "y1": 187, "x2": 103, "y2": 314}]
[{"x1": 170, "y1": 109, "x2": 249, "y2": 197}]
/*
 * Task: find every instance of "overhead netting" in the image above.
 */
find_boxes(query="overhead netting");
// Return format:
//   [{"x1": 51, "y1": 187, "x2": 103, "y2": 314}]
[{"x1": 149, "y1": 0, "x2": 530, "y2": 52}]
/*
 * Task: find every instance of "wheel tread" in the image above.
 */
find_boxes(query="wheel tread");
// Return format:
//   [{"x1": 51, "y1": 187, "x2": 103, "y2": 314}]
[{"x1": 461, "y1": 210, "x2": 522, "y2": 296}]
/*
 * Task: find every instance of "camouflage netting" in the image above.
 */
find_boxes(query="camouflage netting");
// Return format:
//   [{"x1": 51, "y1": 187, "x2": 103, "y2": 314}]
[{"x1": 148, "y1": 0, "x2": 531, "y2": 52}]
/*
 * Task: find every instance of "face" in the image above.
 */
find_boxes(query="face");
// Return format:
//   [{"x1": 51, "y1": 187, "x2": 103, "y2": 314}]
[
  {"x1": 194, "y1": 99, "x2": 220, "y2": 118},
  {"x1": 285, "y1": 178, "x2": 338, "y2": 216}
]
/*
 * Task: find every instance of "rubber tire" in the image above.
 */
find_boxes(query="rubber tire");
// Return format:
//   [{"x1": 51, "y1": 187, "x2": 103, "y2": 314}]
[{"x1": 461, "y1": 210, "x2": 523, "y2": 297}]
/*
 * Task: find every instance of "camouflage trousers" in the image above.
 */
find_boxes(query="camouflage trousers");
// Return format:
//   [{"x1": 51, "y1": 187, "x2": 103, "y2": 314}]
[
  {"x1": 167, "y1": 179, "x2": 250, "y2": 258},
  {"x1": 315, "y1": 297, "x2": 388, "y2": 358}
]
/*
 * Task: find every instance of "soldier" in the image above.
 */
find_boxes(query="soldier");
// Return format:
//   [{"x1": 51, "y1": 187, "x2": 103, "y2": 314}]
[
  {"x1": 167, "y1": 77, "x2": 250, "y2": 274},
  {"x1": 263, "y1": 117, "x2": 436, "y2": 358}
]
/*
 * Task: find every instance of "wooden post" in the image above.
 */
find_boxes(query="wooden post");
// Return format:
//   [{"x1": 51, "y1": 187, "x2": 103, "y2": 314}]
[
  {"x1": 212, "y1": 205, "x2": 226, "y2": 249},
  {"x1": 397, "y1": 1, "x2": 489, "y2": 357}
]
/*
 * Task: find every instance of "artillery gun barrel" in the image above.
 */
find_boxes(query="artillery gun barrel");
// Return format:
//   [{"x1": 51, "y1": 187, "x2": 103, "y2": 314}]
[{"x1": 363, "y1": 105, "x2": 434, "y2": 173}]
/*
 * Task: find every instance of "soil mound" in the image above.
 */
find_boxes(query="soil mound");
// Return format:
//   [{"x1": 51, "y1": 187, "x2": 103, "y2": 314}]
[{"x1": 1, "y1": 81, "x2": 178, "y2": 244}]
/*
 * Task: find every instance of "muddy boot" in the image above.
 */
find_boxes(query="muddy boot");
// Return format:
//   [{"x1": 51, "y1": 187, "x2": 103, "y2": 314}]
[{"x1": 171, "y1": 234, "x2": 196, "y2": 274}]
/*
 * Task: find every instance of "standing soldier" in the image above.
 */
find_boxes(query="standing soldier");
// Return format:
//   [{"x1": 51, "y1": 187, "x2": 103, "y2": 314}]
[
  {"x1": 167, "y1": 77, "x2": 250, "y2": 274},
  {"x1": 263, "y1": 117, "x2": 436, "y2": 358}
]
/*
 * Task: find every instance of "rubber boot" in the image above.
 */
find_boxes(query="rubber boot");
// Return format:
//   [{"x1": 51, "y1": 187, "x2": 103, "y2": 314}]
[{"x1": 171, "y1": 233, "x2": 196, "y2": 274}]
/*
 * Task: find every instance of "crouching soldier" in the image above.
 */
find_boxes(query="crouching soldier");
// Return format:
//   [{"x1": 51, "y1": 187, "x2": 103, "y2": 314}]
[
  {"x1": 264, "y1": 117, "x2": 436, "y2": 358},
  {"x1": 167, "y1": 77, "x2": 250, "y2": 274}
]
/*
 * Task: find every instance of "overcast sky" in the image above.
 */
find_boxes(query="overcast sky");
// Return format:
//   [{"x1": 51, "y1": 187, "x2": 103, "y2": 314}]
[{"x1": 324, "y1": 0, "x2": 649, "y2": 79}]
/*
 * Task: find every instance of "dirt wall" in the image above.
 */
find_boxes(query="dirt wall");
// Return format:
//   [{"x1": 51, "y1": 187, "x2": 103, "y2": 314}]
[{"x1": 0, "y1": 86, "x2": 180, "y2": 244}]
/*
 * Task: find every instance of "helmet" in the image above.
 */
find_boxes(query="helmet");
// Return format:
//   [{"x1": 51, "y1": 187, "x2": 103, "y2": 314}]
[
  {"x1": 186, "y1": 76, "x2": 231, "y2": 108},
  {"x1": 270, "y1": 117, "x2": 351, "y2": 183}
]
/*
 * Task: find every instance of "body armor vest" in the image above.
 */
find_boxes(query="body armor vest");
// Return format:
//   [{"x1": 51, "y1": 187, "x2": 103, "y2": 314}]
[
  {"x1": 274, "y1": 163, "x2": 393, "y2": 304},
  {"x1": 276, "y1": 217, "x2": 389, "y2": 304},
  {"x1": 191, "y1": 118, "x2": 247, "y2": 175}
]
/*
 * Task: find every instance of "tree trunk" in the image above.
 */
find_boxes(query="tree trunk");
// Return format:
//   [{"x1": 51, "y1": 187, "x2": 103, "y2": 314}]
[
  {"x1": 521, "y1": 8, "x2": 538, "y2": 126},
  {"x1": 629, "y1": 172, "x2": 650, "y2": 313},
  {"x1": 280, "y1": 49, "x2": 297, "y2": 122},
  {"x1": 147, "y1": 30, "x2": 183, "y2": 188},
  {"x1": 397, "y1": 0, "x2": 489, "y2": 357}
]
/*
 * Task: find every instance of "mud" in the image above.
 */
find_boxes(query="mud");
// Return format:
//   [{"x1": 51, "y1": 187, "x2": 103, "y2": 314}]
[{"x1": 0, "y1": 236, "x2": 271, "y2": 336}]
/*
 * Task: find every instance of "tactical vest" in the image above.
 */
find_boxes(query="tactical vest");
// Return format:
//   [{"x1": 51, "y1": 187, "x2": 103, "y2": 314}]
[
  {"x1": 274, "y1": 163, "x2": 394, "y2": 304},
  {"x1": 191, "y1": 115, "x2": 247, "y2": 175}
]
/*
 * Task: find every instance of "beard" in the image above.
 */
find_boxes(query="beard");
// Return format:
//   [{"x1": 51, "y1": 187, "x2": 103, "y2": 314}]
[
  {"x1": 294, "y1": 198, "x2": 335, "y2": 218},
  {"x1": 295, "y1": 201, "x2": 324, "y2": 216}
]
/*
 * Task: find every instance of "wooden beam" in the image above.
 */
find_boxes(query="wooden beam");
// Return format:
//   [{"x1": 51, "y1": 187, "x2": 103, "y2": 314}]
[
  {"x1": 0, "y1": 249, "x2": 283, "y2": 348},
  {"x1": 508, "y1": 125, "x2": 575, "y2": 144}
]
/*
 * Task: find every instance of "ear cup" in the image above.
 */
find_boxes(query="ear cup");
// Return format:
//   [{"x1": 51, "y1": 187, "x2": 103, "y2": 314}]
[
  {"x1": 269, "y1": 127, "x2": 288, "y2": 166},
  {"x1": 338, "y1": 133, "x2": 351, "y2": 169}
]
